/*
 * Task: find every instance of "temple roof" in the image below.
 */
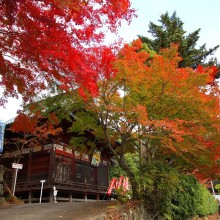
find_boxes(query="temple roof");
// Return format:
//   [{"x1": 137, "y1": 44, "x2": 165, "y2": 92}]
[{"x1": 4, "y1": 117, "x2": 16, "y2": 125}]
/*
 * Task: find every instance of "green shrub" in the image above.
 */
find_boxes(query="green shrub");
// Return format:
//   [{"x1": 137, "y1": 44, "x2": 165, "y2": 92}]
[
  {"x1": 171, "y1": 175, "x2": 218, "y2": 219},
  {"x1": 140, "y1": 162, "x2": 180, "y2": 219},
  {"x1": 215, "y1": 183, "x2": 220, "y2": 193},
  {"x1": 115, "y1": 187, "x2": 132, "y2": 203},
  {"x1": 109, "y1": 153, "x2": 139, "y2": 180},
  {"x1": 140, "y1": 162, "x2": 218, "y2": 219}
]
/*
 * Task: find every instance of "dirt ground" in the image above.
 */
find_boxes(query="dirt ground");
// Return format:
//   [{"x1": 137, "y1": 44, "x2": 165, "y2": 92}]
[
  {"x1": 1, "y1": 201, "x2": 219, "y2": 220},
  {"x1": 0, "y1": 201, "x2": 114, "y2": 220}
]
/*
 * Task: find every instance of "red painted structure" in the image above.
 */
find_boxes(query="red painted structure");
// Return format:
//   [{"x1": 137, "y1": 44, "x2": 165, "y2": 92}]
[{"x1": 1, "y1": 119, "x2": 110, "y2": 203}]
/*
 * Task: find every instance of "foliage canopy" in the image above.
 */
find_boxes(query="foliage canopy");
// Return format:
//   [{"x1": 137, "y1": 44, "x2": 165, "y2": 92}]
[
  {"x1": 0, "y1": 0, "x2": 134, "y2": 105},
  {"x1": 32, "y1": 40, "x2": 220, "y2": 198},
  {"x1": 139, "y1": 12, "x2": 219, "y2": 69}
]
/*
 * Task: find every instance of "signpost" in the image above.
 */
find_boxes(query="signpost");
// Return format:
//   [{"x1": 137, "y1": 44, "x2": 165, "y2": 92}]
[
  {"x1": 0, "y1": 121, "x2": 5, "y2": 154},
  {"x1": 53, "y1": 186, "x2": 58, "y2": 203},
  {"x1": 39, "y1": 180, "x2": 45, "y2": 203},
  {"x1": 12, "y1": 163, "x2": 23, "y2": 196}
]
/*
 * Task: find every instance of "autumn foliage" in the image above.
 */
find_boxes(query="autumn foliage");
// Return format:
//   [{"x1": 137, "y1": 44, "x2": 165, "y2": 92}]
[
  {"x1": 75, "y1": 40, "x2": 220, "y2": 183},
  {"x1": 4, "y1": 111, "x2": 61, "y2": 162},
  {"x1": 10, "y1": 112, "x2": 61, "y2": 137},
  {"x1": 0, "y1": 0, "x2": 134, "y2": 105},
  {"x1": 1, "y1": 0, "x2": 220, "y2": 192}
]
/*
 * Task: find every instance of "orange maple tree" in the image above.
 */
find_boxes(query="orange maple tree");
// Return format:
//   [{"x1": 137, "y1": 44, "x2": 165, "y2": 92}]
[
  {"x1": 4, "y1": 112, "x2": 62, "y2": 163},
  {"x1": 63, "y1": 40, "x2": 220, "y2": 195},
  {"x1": 25, "y1": 39, "x2": 220, "y2": 197},
  {"x1": 118, "y1": 41, "x2": 220, "y2": 178}
]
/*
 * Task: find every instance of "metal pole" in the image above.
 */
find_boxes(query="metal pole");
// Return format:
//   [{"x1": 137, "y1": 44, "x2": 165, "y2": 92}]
[
  {"x1": 211, "y1": 180, "x2": 216, "y2": 196},
  {"x1": 12, "y1": 168, "x2": 18, "y2": 196},
  {"x1": 39, "y1": 180, "x2": 45, "y2": 203}
]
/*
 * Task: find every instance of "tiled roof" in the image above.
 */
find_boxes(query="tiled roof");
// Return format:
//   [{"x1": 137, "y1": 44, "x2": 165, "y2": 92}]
[{"x1": 4, "y1": 117, "x2": 16, "y2": 125}]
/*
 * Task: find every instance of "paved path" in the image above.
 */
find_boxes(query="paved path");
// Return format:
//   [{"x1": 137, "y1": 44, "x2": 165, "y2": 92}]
[{"x1": 0, "y1": 201, "x2": 112, "y2": 220}]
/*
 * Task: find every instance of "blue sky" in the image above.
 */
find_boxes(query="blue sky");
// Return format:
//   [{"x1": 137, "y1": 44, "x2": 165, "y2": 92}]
[
  {"x1": 1, "y1": 0, "x2": 220, "y2": 122},
  {"x1": 118, "y1": 0, "x2": 220, "y2": 58}
]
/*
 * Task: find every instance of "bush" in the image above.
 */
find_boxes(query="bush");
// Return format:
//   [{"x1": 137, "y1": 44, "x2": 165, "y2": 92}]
[
  {"x1": 115, "y1": 187, "x2": 132, "y2": 203},
  {"x1": 140, "y1": 162, "x2": 218, "y2": 220},
  {"x1": 172, "y1": 175, "x2": 218, "y2": 219}
]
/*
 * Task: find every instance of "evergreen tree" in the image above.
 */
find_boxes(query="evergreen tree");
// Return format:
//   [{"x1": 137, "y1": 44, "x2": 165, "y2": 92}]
[{"x1": 139, "y1": 12, "x2": 219, "y2": 69}]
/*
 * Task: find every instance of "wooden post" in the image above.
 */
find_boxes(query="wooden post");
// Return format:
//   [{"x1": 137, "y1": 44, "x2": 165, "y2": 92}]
[
  {"x1": 49, "y1": 188, "x2": 53, "y2": 203},
  {"x1": 49, "y1": 147, "x2": 56, "y2": 181},
  {"x1": 27, "y1": 150, "x2": 32, "y2": 181},
  {"x1": 84, "y1": 178, "x2": 87, "y2": 202},
  {"x1": 96, "y1": 193, "x2": 99, "y2": 201},
  {"x1": 69, "y1": 192, "x2": 72, "y2": 202},
  {"x1": 84, "y1": 192, "x2": 87, "y2": 202},
  {"x1": 28, "y1": 191, "x2": 32, "y2": 203},
  {"x1": 0, "y1": 165, "x2": 5, "y2": 204},
  {"x1": 71, "y1": 152, "x2": 75, "y2": 182}
]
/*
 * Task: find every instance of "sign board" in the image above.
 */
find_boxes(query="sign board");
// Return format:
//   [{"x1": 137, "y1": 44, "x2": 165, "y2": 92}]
[
  {"x1": 12, "y1": 163, "x2": 23, "y2": 169},
  {"x1": 0, "y1": 121, "x2": 5, "y2": 154},
  {"x1": 54, "y1": 144, "x2": 63, "y2": 151},
  {"x1": 91, "y1": 150, "x2": 101, "y2": 166},
  {"x1": 44, "y1": 144, "x2": 53, "y2": 150}
]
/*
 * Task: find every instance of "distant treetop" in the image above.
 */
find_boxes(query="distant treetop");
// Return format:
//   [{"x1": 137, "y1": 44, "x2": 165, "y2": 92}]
[{"x1": 139, "y1": 11, "x2": 219, "y2": 70}]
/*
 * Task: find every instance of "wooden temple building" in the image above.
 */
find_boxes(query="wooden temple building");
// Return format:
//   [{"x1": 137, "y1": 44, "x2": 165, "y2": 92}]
[{"x1": 0, "y1": 118, "x2": 110, "y2": 203}]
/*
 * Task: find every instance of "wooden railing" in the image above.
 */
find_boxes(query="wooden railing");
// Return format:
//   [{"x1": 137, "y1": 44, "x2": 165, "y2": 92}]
[
  {"x1": 54, "y1": 179, "x2": 108, "y2": 193},
  {"x1": 6, "y1": 179, "x2": 53, "y2": 192},
  {"x1": 7, "y1": 179, "x2": 108, "y2": 194}
]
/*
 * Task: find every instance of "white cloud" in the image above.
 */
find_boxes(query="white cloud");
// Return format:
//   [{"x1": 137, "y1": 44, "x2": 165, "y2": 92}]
[{"x1": 0, "y1": 97, "x2": 22, "y2": 122}]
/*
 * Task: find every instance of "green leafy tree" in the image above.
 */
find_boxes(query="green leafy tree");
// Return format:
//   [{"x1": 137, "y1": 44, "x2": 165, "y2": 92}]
[
  {"x1": 140, "y1": 162, "x2": 218, "y2": 219},
  {"x1": 139, "y1": 12, "x2": 219, "y2": 69}
]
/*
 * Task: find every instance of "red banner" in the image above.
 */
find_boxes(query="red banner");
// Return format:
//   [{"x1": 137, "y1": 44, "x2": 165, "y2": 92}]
[
  {"x1": 116, "y1": 176, "x2": 123, "y2": 189},
  {"x1": 107, "y1": 178, "x2": 116, "y2": 195},
  {"x1": 122, "y1": 177, "x2": 129, "y2": 190},
  {"x1": 107, "y1": 176, "x2": 130, "y2": 195}
]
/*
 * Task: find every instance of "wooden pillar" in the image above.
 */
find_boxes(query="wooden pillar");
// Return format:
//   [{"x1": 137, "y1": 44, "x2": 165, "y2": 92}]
[
  {"x1": 71, "y1": 150, "x2": 75, "y2": 182},
  {"x1": 84, "y1": 192, "x2": 87, "y2": 202},
  {"x1": 84, "y1": 178, "x2": 87, "y2": 202},
  {"x1": 96, "y1": 194, "x2": 99, "y2": 201},
  {"x1": 49, "y1": 147, "x2": 56, "y2": 181},
  {"x1": 69, "y1": 192, "x2": 72, "y2": 202},
  {"x1": 0, "y1": 165, "x2": 5, "y2": 205},
  {"x1": 28, "y1": 191, "x2": 32, "y2": 204},
  {"x1": 49, "y1": 188, "x2": 53, "y2": 203},
  {"x1": 27, "y1": 150, "x2": 32, "y2": 181}
]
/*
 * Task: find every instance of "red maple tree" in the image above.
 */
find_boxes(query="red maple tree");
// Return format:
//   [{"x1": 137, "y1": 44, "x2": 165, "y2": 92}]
[
  {"x1": 0, "y1": 0, "x2": 134, "y2": 105},
  {"x1": 4, "y1": 111, "x2": 62, "y2": 163}
]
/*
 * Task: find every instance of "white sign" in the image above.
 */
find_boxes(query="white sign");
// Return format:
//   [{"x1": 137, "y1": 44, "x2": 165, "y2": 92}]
[
  {"x1": 12, "y1": 163, "x2": 23, "y2": 169},
  {"x1": 39, "y1": 180, "x2": 46, "y2": 203},
  {"x1": 91, "y1": 150, "x2": 101, "y2": 166},
  {"x1": 54, "y1": 144, "x2": 63, "y2": 151},
  {"x1": 0, "y1": 121, "x2": 5, "y2": 154}
]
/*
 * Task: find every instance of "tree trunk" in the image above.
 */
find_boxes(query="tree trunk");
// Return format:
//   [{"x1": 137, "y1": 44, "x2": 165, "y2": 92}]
[
  {"x1": 102, "y1": 125, "x2": 140, "y2": 199},
  {"x1": 0, "y1": 165, "x2": 5, "y2": 205},
  {"x1": 118, "y1": 157, "x2": 140, "y2": 200},
  {"x1": 4, "y1": 180, "x2": 23, "y2": 204}
]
